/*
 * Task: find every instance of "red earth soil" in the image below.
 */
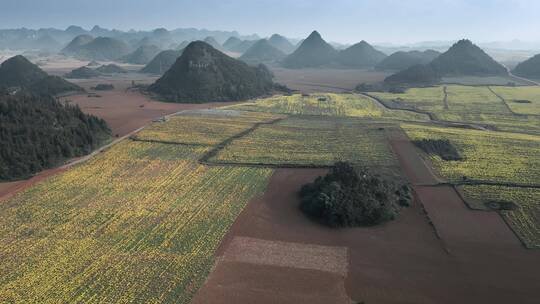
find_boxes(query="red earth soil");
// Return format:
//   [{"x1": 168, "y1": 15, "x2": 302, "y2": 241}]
[
  {"x1": 0, "y1": 167, "x2": 66, "y2": 202},
  {"x1": 271, "y1": 68, "x2": 389, "y2": 93},
  {"x1": 63, "y1": 78, "x2": 240, "y2": 137},
  {"x1": 194, "y1": 138, "x2": 540, "y2": 304}
]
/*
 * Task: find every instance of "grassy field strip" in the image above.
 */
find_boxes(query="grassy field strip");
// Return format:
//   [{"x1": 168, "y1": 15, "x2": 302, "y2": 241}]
[{"x1": 199, "y1": 116, "x2": 286, "y2": 165}]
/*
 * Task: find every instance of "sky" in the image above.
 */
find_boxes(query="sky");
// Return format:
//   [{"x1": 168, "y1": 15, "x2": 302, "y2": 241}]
[{"x1": 0, "y1": 0, "x2": 539, "y2": 44}]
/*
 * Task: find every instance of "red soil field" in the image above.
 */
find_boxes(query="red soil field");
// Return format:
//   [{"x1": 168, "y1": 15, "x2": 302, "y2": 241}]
[
  {"x1": 271, "y1": 68, "x2": 389, "y2": 93},
  {"x1": 63, "y1": 78, "x2": 240, "y2": 137},
  {"x1": 194, "y1": 137, "x2": 540, "y2": 303}
]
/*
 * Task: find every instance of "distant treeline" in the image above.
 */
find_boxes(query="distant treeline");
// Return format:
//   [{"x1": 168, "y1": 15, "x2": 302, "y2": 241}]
[{"x1": 0, "y1": 91, "x2": 110, "y2": 181}]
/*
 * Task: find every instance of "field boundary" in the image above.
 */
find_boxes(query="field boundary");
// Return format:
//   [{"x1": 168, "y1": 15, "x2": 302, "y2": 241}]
[
  {"x1": 487, "y1": 86, "x2": 539, "y2": 118},
  {"x1": 360, "y1": 92, "x2": 439, "y2": 121},
  {"x1": 443, "y1": 86, "x2": 449, "y2": 110},
  {"x1": 199, "y1": 117, "x2": 286, "y2": 164},
  {"x1": 416, "y1": 180, "x2": 540, "y2": 189},
  {"x1": 453, "y1": 184, "x2": 538, "y2": 249},
  {"x1": 129, "y1": 137, "x2": 211, "y2": 147}
]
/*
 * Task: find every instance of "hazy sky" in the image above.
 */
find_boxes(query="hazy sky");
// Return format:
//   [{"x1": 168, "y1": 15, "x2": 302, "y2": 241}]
[{"x1": 1, "y1": 0, "x2": 539, "y2": 44}]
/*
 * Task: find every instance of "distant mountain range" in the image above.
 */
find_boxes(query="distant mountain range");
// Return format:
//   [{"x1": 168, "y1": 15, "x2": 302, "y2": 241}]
[
  {"x1": 62, "y1": 36, "x2": 131, "y2": 61},
  {"x1": 0, "y1": 26, "x2": 260, "y2": 52},
  {"x1": 336, "y1": 41, "x2": 387, "y2": 68},
  {"x1": 121, "y1": 45, "x2": 162, "y2": 64},
  {"x1": 240, "y1": 39, "x2": 286, "y2": 65},
  {"x1": 141, "y1": 50, "x2": 183, "y2": 74},
  {"x1": 375, "y1": 50, "x2": 440, "y2": 71},
  {"x1": 282, "y1": 31, "x2": 338, "y2": 68},
  {"x1": 282, "y1": 31, "x2": 387, "y2": 69}
]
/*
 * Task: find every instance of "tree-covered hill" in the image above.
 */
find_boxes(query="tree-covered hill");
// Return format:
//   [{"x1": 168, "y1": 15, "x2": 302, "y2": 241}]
[
  {"x1": 0, "y1": 91, "x2": 110, "y2": 181},
  {"x1": 149, "y1": 41, "x2": 275, "y2": 102},
  {"x1": 512, "y1": 54, "x2": 540, "y2": 79},
  {"x1": 0, "y1": 55, "x2": 82, "y2": 95}
]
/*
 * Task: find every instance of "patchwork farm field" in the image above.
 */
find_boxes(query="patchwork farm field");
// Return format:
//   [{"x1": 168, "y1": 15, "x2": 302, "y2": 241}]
[
  {"x1": 440, "y1": 75, "x2": 528, "y2": 86},
  {"x1": 1, "y1": 85, "x2": 539, "y2": 303},
  {"x1": 370, "y1": 85, "x2": 540, "y2": 133},
  {"x1": 0, "y1": 102, "x2": 408, "y2": 302},
  {"x1": 402, "y1": 120, "x2": 540, "y2": 249}
]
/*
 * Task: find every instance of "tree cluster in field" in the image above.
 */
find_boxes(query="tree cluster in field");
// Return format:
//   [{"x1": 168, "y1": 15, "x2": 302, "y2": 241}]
[
  {"x1": 413, "y1": 139, "x2": 463, "y2": 161},
  {"x1": 92, "y1": 84, "x2": 115, "y2": 91},
  {"x1": 299, "y1": 162, "x2": 412, "y2": 228},
  {"x1": 0, "y1": 91, "x2": 110, "y2": 181}
]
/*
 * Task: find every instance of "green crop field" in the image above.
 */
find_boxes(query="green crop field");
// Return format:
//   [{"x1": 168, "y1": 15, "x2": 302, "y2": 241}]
[
  {"x1": 2, "y1": 85, "x2": 539, "y2": 302},
  {"x1": 461, "y1": 185, "x2": 540, "y2": 249},
  {"x1": 490, "y1": 86, "x2": 540, "y2": 115},
  {"x1": 0, "y1": 105, "x2": 409, "y2": 302}
]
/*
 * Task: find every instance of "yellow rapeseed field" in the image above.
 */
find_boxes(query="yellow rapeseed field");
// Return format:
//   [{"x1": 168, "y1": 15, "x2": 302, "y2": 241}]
[
  {"x1": 402, "y1": 123, "x2": 540, "y2": 185},
  {"x1": 224, "y1": 93, "x2": 428, "y2": 121},
  {"x1": 0, "y1": 139, "x2": 272, "y2": 303}
]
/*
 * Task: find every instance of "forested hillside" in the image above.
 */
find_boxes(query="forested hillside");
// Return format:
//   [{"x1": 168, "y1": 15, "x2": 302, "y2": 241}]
[{"x1": 0, "y1": 91, "x2": 110, "y2": 180}]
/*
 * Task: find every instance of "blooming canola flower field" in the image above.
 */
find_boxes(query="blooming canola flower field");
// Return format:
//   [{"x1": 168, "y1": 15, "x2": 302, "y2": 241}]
[{"x1": 0, "y1": 140, "x2": 272, "y2": 303}]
